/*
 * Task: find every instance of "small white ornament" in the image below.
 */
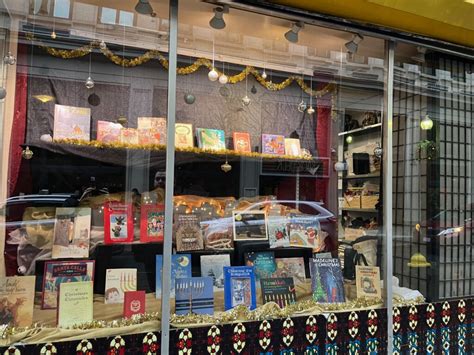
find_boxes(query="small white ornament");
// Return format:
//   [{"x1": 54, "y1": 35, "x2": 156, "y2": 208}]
[
  {"x1": 261, "y1": 70, "x2": 267, "y2": 79},
  {"x1": 297, "y1": 100, "x2": 307, "y2": 112},
  {"x1": 208, "y1": 68, "x2": 219, "y2": 81},
  {"x1": 218, "y1": 73, "x2": 228, "y2": 84},
  {"x1": 85, "y1": 76, "x2": 95, "y2": 89},
  {"x1": 242, "y1": 95, "x2": 251, "y2": 106},
  {"x1": 307, "y1": 106, "x2": 315, "y2": 114},
  {"x1": 40, "y1": 134, "x2": 53, "y2": 142}
]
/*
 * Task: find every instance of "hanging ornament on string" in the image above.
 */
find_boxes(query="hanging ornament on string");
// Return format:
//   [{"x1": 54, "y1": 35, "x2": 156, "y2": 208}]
[
  {"x1": 85, "y1": 33, "x2": 94, "y2": 89},
  {"x1": 219, "y1": 62, "x2": 228, "y2": 84},
  {"x1": 51, "y1": 11, "x2": 57, "y2": 39},
  {"x1": 221, "y1": 160, "x2": 232, "y2": 172},
  {"x1": 3, "y1": 51, "x2": 16, "y2": 65},
  {"x1": 261, "y1": 47, "x2": 267, "y2": 79},
  {"x1": 297, "y1": 74, "x2": 307, "y2": 112},
  {"x1": 307, "y1": 76, "x2": 315, "y2": 114},
  {"x1": 21, "y1": 146, "x2": 34, "y2": 160},
  {"x1": 208, "y1": 38, "x2": 219, "y2": 81},
  {"x1": 184, "y1": 57, "x2": 195, "y2": 104},
  {"x1": 100, "y1": 40, "x2": 107, "y2": 50},
  {"x1": 242, "y1": 73, "x2": 250, "y2": 106}
]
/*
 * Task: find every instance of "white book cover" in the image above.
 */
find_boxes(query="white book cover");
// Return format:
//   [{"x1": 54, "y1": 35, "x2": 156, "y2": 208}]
[
  {"x1": 52, "y1": 207, "x2": 91, "y2": 259},
  {"x1": 53, "y1": 104, "x2": 91, "y2": 141},
  {"x1": 104, "y1": 268, "x2": 137, "y2": 304},
  {"x1": 200, "y1": 254, "x2": 230, "y2": 291}
]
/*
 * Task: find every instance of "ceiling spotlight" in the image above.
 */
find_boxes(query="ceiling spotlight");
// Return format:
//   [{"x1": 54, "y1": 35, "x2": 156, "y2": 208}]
[
  {"x1": 345, "y1": 33, "x2": 364, "y2": 54},
  {"x1": 135, "y1": 0, "x2": 154, "y2": 15},
  {"x1": 209, "y1": 6, "x2": 228, "y2": 30},
  {"x1": 284, "y1": 22, "x2": 303, "y2": 43}
]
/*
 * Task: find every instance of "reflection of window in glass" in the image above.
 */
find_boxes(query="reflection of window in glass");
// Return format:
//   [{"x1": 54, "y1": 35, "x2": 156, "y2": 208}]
[
  {"x1": 101, "y1": 7, "x2": 117, "y2": 25},
  {"x1": 119, "y1": 11, "x2": 134, "y2": 27},
  {"x1": 53, "y1": 0, "x2": 70, "y2": 18}
]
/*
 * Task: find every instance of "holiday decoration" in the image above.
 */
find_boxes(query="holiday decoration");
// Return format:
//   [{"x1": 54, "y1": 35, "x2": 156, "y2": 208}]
[
  {"x1": 258, "y1": 320, "x2": 272, "y2": 351},
  {"x1": 39, "y1": 343, "x2": 57, "y2": 355},
  {"x1": 184, "y1": 93, "x2": 196, "y2": 104},
  {"x1": 232, "y1": 323, "x2": 246, "y2": 353},
  {"x1": 21, "y1": 146, "x2": 33, "y2": 160},
  {"x1": 206, "y1": 325, "x2": 221, "y2": 354},
  {"x1": 142, "y1": 332, "x2": 159, "y2": 355},
  {"x1": 177, "y1": 328, "x2": 192, "y2": 355},
  {"x1": 221, "y1": 161, "x2": 232, "y2": 172},
  {"x1": 85, "y1": 76, "x2": 94, "y2": 89}
]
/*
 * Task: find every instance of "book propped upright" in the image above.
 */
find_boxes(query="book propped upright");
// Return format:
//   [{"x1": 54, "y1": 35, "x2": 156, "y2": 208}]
[
  {"x1": 156, "y1": 254, "x2": 192, "y2": 298},
  {"x1": 0, "y1": 276, "x2": 35, "y2": 327},
  {"x1": 175, "y1": 213, "x2": 204, "y2": 251},
  {"x1": 197, "y1": 128, "x2": 226, "y2": 150},
  {"x1": 52, "y1": 207, "x2": 91, "y2": 259},
  {"x1": 57, "y1": 281, "x2": 93, "y2": 328},
  {"x1": 123, "y1": 290, "x2": 146, "y2": 318},
  {"x1": 232, "y1": 132, "x2": 251, "y2": 153},
  {"x1": 244, "y1": 251, "x2": 276, "y2": 281},
  {"x1": 223, "y1": 266, "x2": 257, "y2": 311},
  {"x1": 104, "y1": 202, "x2": 134, "y2": 244},
  {"x1": 104, "y1": 268, "x2": 137, "y2": 304},
  {"x1": 140, "y1": 203, "x2": 165, "y2": 243},
  {"x1": 260, "y1": 277, "x2": 296, "y2": 308},
  {"x1": 96, "y1": 120, "x2": 122, "y2": 143},
  {"x1": 355, "y1": 265, "x2": 382, "y2": 299},
  {"x1": 175, "y1": 123, "x2": 194, "y2": 148},
  {"x1": 309, "y1": 258, "x2": 345, "y2": 303},
  {"x1": 175, "y1": 277, "x2": 214, "y2": 315},
  {"x1": 261, "y1": 134, "x2": 285, "y2": 155},
  {"x1": 53, "y1": 104, "x2": 91, "y2": 141}
]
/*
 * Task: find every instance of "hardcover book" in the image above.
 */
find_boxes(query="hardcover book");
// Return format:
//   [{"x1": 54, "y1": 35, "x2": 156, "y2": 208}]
[
  {"x1": 57, "y1": 281, "x2": 93, "y2": 328},
  {"x1": 137, "y1": 117, "x2": 166, "y2": 145},
  {"x1": 104, "y1": 268, "x2": 137, "y2": 304},
  {"x1": 120, "y1": 128, "x2": 139, "y2": 144},
  {"x1": 355, "y1": 265, "x2": 382, "y2": 299},
  {"x1": 175, "y1": 123, "x2": 194, "y2": 148},
  {"x1": 52, "y1": 207, "x2": 91, "y2": 259},
  {"x1": 223, "y1": 266, "x2": 257, "y2": 311},
  {"x1": 197, "y1": 128, "x2": 226, "y2": 150},
  {"x1": 201, "y1": 221, "x2": 234, "y2": 251},
  {"x1": 274, "y1": 257, "x2": 306, "y2": 285},
  {"x1": 104, "y1": 202, "x2": 134, "y2": 244},
  {"x1": 261, "y1": 134, "x2": 285, "y2": 155},
  {"x1": 232, "y1": 211, "x2": 268, "y2": 241},
  {"x1": 156, "y1": 254, "x2": 192, "y2": 298},
  {"x1": 175, "y1": 277, "x2": 214, "y2": 315},
  {"x1": 53, "y1": 104, "x2": 91, "y2": 141},
  {"x1": 244, "y1": 251, "x2": 276, "y2": 281},
  {"x1": 175, "y1": 214, "x2": 204, "y2": 252},
  {"x1": 42, "y1": 260, "x2": 95, "y2": 309},
  {"x1": 0, "y1": 276, "x2": 35, "y2": 327},
  {"x1": 260, "y1": 277, "x2": 296, "y2": 308},
  {"x1": 96, "y1": 120, "x2": 122, "y2": 143},
  {"x1": 288, "y1": 215, "x2": 321, "y2": 248},
  {"x1": 267, "y1": 215, "x2": 290, "y2": 248},
  {"x1": 123, "y1": 290, "x2": 146, "y2": 318},
  {"x1": 140, "y1": 204, "x2": 165, "y2": 243},
  {"x1": 284, "y1": 138, "x2": 302, "y2": 156},
  {"x1": 309, "y1": 258, "x2": 345, "y2": 303},
  {"x1": 200, "y1": 254, "x2": 231, "y2": 291},
  {"x1": 232, "y1": 132, "x2": 251, "y2": 153}
]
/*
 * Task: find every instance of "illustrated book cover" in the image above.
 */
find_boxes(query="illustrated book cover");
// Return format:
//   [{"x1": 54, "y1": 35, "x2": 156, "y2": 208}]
[
  {"x1": 175, "y1": 123, "x2": 194, "y2": 148},
  {"x1": 267, "y1": 215, "x2": 290, "y2": 248},
  {"x1": 309, "y1": 258, "x2": 345, "y2": 303},
  {"x1": 223, "y1": 266, "x2": 256, "y2": 311},
  {"x1": 96, "y1": 120, "x2": 122, "y2": 143},
  {"x1": 120, "y1": 128, "x2": 139, "y2": 144},
  {"x1": 57, "y1": 281, "x2": 93, "y2": 328},
  {"x1": 261, "y1": 134, "x2": 285, "y2": 155},
  {"x1": 355, "y1": 265, "x2": 382, "y2": 299},
  {"x1": 175, "y1": 277, "x2": 214, "y2": 315},
  {"x1": 200, "y1": 254, "x2": 230, "y2": 291},
  {"x1": 140, "y1": 204, "x2": 165, "y2": 243},
  {"x1": 232, "y1": 132, "x2": 251, "y2": 153},
  {"x1": 273, "y1": 257, "x2": 306, "y2": 285},
  {"x1": 260, "y1": 277, "x2": 296, "y2": 308},
  {"x1": 175, "y1": 213, "x2": 204, "y2": 252},
  {"x1": 244, "y1": 251, "x2": 276, "y2": 281},
  {"x1": 0, "y1": 276, "x2": 35, "y2": 327},
  {"x1": 42, "y1": 260, "x2": 95, "y2": 309},
  {"x1": 52, "y1": 207, "x2": 91, "y2": 259},
  {"x1": 197, "y1": 128, "x2": 226, "y2": 151},
  {"x1": 123, "y1": 290, "x2": 146, "y2": 318},
  {"x1": 104, "y1": 202, "x2": 134, "y2": 244},
  {"x1": 284, "y1": 138, "x2": 302, "y2": 156},
  {"x1": 53, "y1": 104, "x2": 91, "y2": 141},
  {"x1": 288, "y1": 215, "x2": 321, "y2": 248},
  {"x1": 201, "y1": 221, "x2": 234, "y2": 250},
  {"x1": 156, "y1": 254, "x2": 192, "y2": 298},
  {"x1": 232, "y1": 211, "x2": 268, "y2": 241},
  {"x1": 137, "y1": 117, "x2": 166, "y2": 145},
  {"x1": 104, "y1": 268, "x2": 137, "y2": 304}
]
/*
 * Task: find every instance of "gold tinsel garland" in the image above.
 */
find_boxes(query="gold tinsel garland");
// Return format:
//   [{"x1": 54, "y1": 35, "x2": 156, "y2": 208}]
[{"x1": 25, "y1": 33, "x2": 335, "y2": 98}]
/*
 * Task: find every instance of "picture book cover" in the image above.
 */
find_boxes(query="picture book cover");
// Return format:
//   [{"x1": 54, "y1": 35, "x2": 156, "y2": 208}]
[
  {"x1": 104, "y1": 202, "x2": 134, "y2": 244},
  {"x1": 232, "y1": 211, "x2": 268, "y2": 241},
  {"x1": 288, "y1": 215, "x2": 321, "y2": 248},
  {"x1": 120, "y1": 128, "x2": 139, "y2": 144},
  {"x1": 52, "y1": 207, "x2": 91, "y2": 259},
  {"x1": 175, "y1": 123, "x2": 194, "y2": 149},
  {"x1": 197, "y1": 128, "x2": 226, "y2": 151},
  {"x1": 53, "y1": 104, "x2": 91, "y2": 141},
  {"x1": 267, "y1": 215, "x2": 290, "y2": 248},
  {"x1": 244, "y1": 251, "x2": 276, "y2": 281},
  {"x1": 137, "y1": 117, "x2": 166, "y2": 145},
  {"x1": 260, "y1": 277, "x2": 296, "y2": 308},
  {"x1": 309, "y1": 258, "x2": 345, "y2": 303},
  {"x1": 202, "y1": 221, "x2": 234, "y2": 251},
  {"x1": 232, "y1": 132, "x2": 251, "y2": 153},
  {"x1": 273, "y1": 257, "x2": 306, "y2": 285},
  {"x1": 57, "y1": 281, "x2": 93, "y2": 328},
  {"x1": 156, "y1": 254, "x2": 192, "y2": 298},
  {"x1": 355, "y1": 265, "x2": 382, "y2": 299},
  {"x1": 284, "y1": 138, "x2": 302, "y2": 156},
  {"x1": 223, "y1": 266, "x2": 257, "y2": 311},
  {"x1": 0, "y1": 276, "x2": 35, "y2": 327},
  {"x1": 261, "y1": 134, "x2": 285, "y2": 155},
  {"x1": 42, "y1": 260, "x2": 95, "y2": 309},
  {"x1": 175, "y1": 277, "x2": 214, "y2": 315},
  {"x1": 96, "y1": 120, "x2": 122, "y2": 143},
  {"x1": 104, "y1": 268, "x2": 137, "y2": 304},
  {"x1": 123, "y1": 290, "x2": 146, "y2": 318},
  {"x1": 200, "y1": 254, "x2": 231, "y2": 291},
  {"x1": 175, "y1": 214, "x2": 204, "y2": 252},
  {"x1": 140, "y1": 204, "x2": 165, "y2": 243}
]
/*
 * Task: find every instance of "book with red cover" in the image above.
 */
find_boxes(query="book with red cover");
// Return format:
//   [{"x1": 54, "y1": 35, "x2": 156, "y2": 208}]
[
  {"x1": 96, "y1": 120, "x2": 122, "y2": 143},
  {"x1": 104, "y1": 202, "x2": 134, "y2": 244},
  {"x1": 232, "y1": 132, "x2": 251, "y2": 153},
  {"x1": 123, "y1": 290, "x2": 146, "y2": 318},
  {"x1": 140, "y1": 204, "x2": 165, "y2": 243}
]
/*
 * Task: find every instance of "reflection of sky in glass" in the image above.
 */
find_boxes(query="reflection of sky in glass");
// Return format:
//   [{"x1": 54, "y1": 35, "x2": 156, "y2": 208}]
[
  {"x1": 53, "y1": 0, "x2": 70, "y2": 18},
  {"x1": 101, "y1": 7, "x2": 117, "y2": 25},
  {"x1": 119, "y1": 11, "x2": 134, "y2": 27}
]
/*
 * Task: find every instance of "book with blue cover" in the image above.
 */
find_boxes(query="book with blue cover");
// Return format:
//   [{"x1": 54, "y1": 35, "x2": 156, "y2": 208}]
[
  {"x1": 309, "y1": 257, "x2": 345, "y2": 303},
  {"x1": 244, "y1": 251, "x2": 276, "y2": 281},
  {"x1": 223, "y1": 266, "x2": 257, "y2": 311},
  {"x1": 175, "y1": 276, "x2": 214, "y2": 315},
  {"x1": 156, "y1": 254, "x2": 192, "y2": 298}
]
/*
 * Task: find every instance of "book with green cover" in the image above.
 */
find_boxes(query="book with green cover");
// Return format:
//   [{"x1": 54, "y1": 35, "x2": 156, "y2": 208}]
[{"x1": 197, "y1": 128, "x2": 226, "y2": 150}]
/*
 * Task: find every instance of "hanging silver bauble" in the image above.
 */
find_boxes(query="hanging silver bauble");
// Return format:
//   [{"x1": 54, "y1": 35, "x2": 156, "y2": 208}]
[
  {"x1": 85, "y1": 76, "x2": 95, "y2": 89},
  {"x1": 0, "y1": 87, "x2": 6, "y2": 100},
  {"x1": 297, "y1": 100, "x2": 307, "y2": 112},
  {"x1": 51, "y1": 31, "x2": 57, "y2": 39},
  {"x1": 208, "y1": 68, "x2": 219, "y2": 81},
  {"x1": 374, "y1": 144, "x2": 383, "y2": 158},
  {"x1": 100, "y1": 40, "x2": 107, "y2": 50},
  {"x1": 218, "y1": 73, "x2": 228, "y2": 84},
  {"x1": 21, "y1": 146, "x2": 33, "y2": 160},
  {"x1": 221, "y1": 161, "x2": 232, "y2": 172},
  {"x1": 242, "y1": 95, "x2": 251, "y2": 106},
  {"x1": 307, "y1": 106, "x2": 315, "y2": 114},
  {"x1": 261, "y1": 70, "x2": 267, "y2": 79},
  {"x1": 3, "y1": 51, "x2": 16, "y2": 65},
  {"x1": 184, "y1": 93, "x2": 195, "y2": 104}
]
